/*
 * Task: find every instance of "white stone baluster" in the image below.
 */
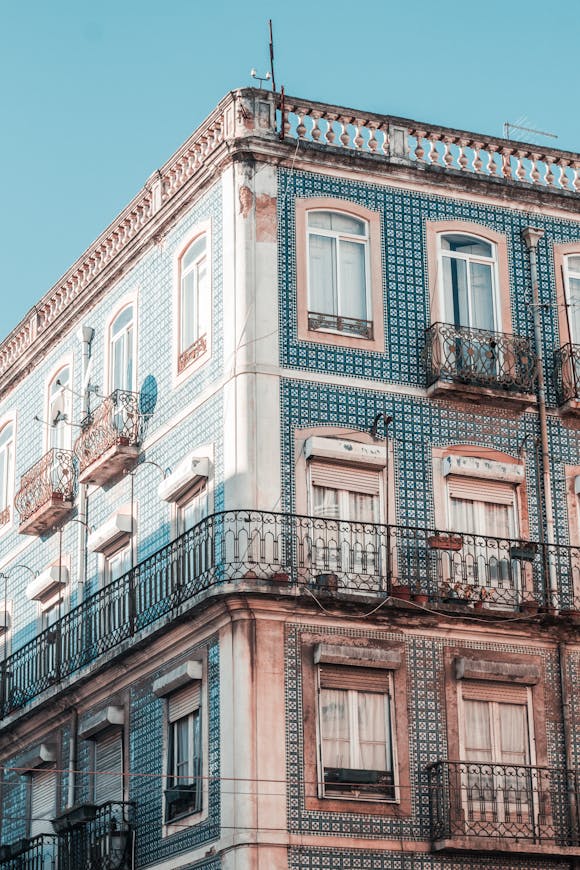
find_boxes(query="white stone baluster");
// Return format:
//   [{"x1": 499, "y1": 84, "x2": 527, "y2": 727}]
[
  {"x1": 339, "y1": 116, "x2": 352, "y2": 148},
  {"x1": 458, "y1": 139, "x2": 470, "y2": 171},
  {"x1": 378, "y1": 123, "x2": 389, "y2": 156},
  {"x1": 442, "y1": 136, "x2": 454, "y2": 168},
  {"x1": 324, "y1": 113, "x2": 338, "y2": 145},
  {"x1": 514, "y1": 150, "x2": 528, "y2": 183},
  {"x1": 500, "y1": 147, "x2": 514, "y2": 180},
  {"x1": 295, "y1": 109, "x2": 307, "y2": 140},
  {"x1": 572, "y1": 161, "x2": 580, "y2": 193},
  {"x1": 485, "y1": 144, "x2": 498, "y2": 176},
  {"x1": 530, "y1": 153, "x2": 541, "y2": 184},
  {"x1": 310, "y1": 111, "x2": 322, "y2": 143},
  {"x1": 427, "y1": 133, "x2": 442, "y2": 166},
  {"x1": 472, "y1": 141, "x2": 484, "y2": 173},
  {"x1": 544, "y1": 156, "x2": 555, "y2": 188},
  {"x1": 353, "y1": 119, "x2": 365, "y2": 151},
  {"x1": 367, "y1": 124, "x2": 379, "y2": 153}
]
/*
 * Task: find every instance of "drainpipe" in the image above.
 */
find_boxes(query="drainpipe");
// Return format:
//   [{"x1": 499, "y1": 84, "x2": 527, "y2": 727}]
[
  {"x1": 557, "y1": 643, "x2": 578, "y2": 846},
  {"x1": 521, "y1": 228, "x2": 558, "y2": 609},
  {"x1": 77, "y1": 326, "x2": 94, "y2": 603}
]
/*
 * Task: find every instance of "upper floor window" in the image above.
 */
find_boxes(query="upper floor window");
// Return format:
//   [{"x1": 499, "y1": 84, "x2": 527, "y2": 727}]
[
  {"x1": 564, "y1": 254, "x2": 580, "y2": 345},
  {"x1": 166, "y1": 682, "x2": 203, "y2": 821},
  {"x1": 307, "y1": 210, "x2": 371, "y2": 338},
  {"x1": 110, "y1": 306, "x2": 134, "y2": 393},
  {"x1": 295, "y1": 199, "x2": 385, "y2": 352},
  {"x1": 0, "y1": 423, "x2": 14, "y2": 526},
  {"x1": 179, "y1": 235, "x2": 210, "y2": 372},
  {"x1": 439, "y1": 233, "x2": 499, "y2": 331},
  {"x1": 48, "y1": 366, "x2": 71, "y2": 451}
]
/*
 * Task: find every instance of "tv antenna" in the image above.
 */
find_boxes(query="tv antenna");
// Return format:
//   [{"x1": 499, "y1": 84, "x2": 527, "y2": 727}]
[
  {"x1": 503, "y1": 121, "x2": 558, "y2": 142},
  {"x1": 250, "y1": 20, "x2": 277, "y2": 92}
]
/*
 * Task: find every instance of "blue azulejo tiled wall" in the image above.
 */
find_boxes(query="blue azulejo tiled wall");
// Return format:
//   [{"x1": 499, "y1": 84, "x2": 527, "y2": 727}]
[
  {"x1": 285, "y1": 624, "x2": 564, "y2": 842},
  {"x1": 130, "y1": 637, "x2": 220, "y2": 866},
  {"x1": 280, "y1": 378, "x2": 580, "y2": 552},
  {"x1": 289, "y1": 846, "x2": 574, "y2": 869},
  {"x1": 278, "y1": 168, "x2": 580, "y2": 407}
]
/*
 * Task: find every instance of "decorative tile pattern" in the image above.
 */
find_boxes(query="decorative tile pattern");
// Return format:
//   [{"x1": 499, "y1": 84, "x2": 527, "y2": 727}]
[{"x1": 289, "y1": 847, "x2": 572, "y2": 869}]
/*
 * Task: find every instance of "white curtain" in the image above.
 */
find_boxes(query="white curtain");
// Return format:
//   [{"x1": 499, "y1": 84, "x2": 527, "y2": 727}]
[
  {"x1": 357, "y1": 692, "x2": 388, "y2": 770},
  {"x1": 309, "y1": 234, "x2": 337, "y2": 315},
  {"x1": 320, "y1": 688, "x2": 349, "y2": 768},
  {"x1": 340, "y1": 240, "x2": 367, "y2": 320},
  {"x1": 470, "y1": 261, "x2": 495, "y2": 331}
]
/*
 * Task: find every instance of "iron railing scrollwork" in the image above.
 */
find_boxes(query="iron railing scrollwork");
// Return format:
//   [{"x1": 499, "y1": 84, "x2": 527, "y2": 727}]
[
  {"x1": 428, "y1": 761, "x2": 580, "y2": 846},
  {"x1": 14, "y1": 449, "x2": 76, "y2": 523},
  {"x1": 0, "y1": 833, "x2": 59, "y2": 869},
  {"x1": 308, "y1": 311, "x2": 373, "y2": 339},
  {"x1": 1, "y1": 512, "x2": 579, "y2": 718},
  {"x1": 554, "y1": 343, "x2": 580, "y2": 405},
  {"x1": 74, "y1": 390, "x2": 141, "y2": 474},
  {"x1": 58, "y1": 801, "x2": 135, "y2": 870},
  {"x1": 425, "y1": 322, "x2": 536, "y2": 393}
]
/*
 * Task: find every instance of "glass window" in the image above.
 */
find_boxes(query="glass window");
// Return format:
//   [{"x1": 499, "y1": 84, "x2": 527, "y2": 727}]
[
  {"x1": 106, "y1": 545, "x2": 131, "y2": 584},
  {"x1": 48, "y1": 366, "x2": 71, "y2": 451},
  {"x1": 177, "y1": 482, "x2": 208, "y2": 537},
  {"x1": 0, "y1": 423, "x2": 14, "y2": 525},
  {"x1": 307, "y1": 210, "x2": 370, "y2": 337},
  {"x1": 440, "y1": 233, "x2": 497, "y2": 331},
  {"x1": 179, "y1": 235, "x2": 209, "y2": 367},
  {"x1": 110, "y1": 306, "x2": 134, "y2": 393},
  {"x1": 166, "y1": 685, "x2": 202, "y2": 821},
  {"x1": 319, "y1": 675, "x2": 395, "y2": 800},
  {"x1": 564, "y1": 255, "x2": 580, "y2": 345}
]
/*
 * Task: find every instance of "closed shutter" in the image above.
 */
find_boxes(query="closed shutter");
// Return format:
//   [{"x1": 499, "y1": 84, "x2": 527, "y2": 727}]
[
  {"x1": 94, "y1": 731, "x2": 124, "y2": 804},
  {"x1": 447, "y1": 475, "x2": 516, "y2": 505},
  {"x1": 461, "y1": 681, "x2": 528, "y2": 704},
  {"x1": 30, "y1": 769, "x2": 56, "y2": 837},
  {"x1": 168, "y1": 683, "x2": 201, "y2": 723},
  {"x1": 310, "y1": 462, "x2": 380, "y2": 496},
  {"x1": 319, "y1": 664, "x2": 389, "y2": 693}
]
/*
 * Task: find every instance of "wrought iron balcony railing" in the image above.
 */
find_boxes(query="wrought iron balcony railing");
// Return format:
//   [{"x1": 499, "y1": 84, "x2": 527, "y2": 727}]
[
  {"x1": 428, "y1": 761, "x2": 580, "y2": 847},
  {"x1": 425, "y1": 322, "x2": 537, "y2": 393},
  {"x1": 57, "y1": 801, "x2": 135, "y2": 870},
  {"x1": 1, "y1": 512, "x2": 578, "y2": 719},
  {"x1": 0, "y1": 833, "x2": 59, "y2": 869},
  {"x1": 554, "y1": 343, "x2": 580, "y2": 406},
  {"x1": 307, "y1": 311, "x2": 373, "y2": 339},
  {"x1": 74, "y1": 390, "x2": 142, "y2": 484},
  {"x1": 14, "y1": 448, "x2": 76, "y2": 534}
]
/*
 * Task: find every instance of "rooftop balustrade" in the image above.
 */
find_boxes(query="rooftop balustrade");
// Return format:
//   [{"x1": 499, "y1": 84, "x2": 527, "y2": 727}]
[
  {"x1": 424, "y1": 323, "x2": 536, "y2": 406},
  {"x1": 554, "y1": 343, "x2": 580, "y2": 411},
  {"x1": 74, "y1": 390, "x2": 142, "y2": 485},
  {"x1": 14, "y1": 448, "x2": 76, "y2": 535},
  {"x1": 1, "y1": 511, "x2": 578, "y2": 719},
  {"x1": 428, "y1": 761, "x2": 580, "y2": 853}
]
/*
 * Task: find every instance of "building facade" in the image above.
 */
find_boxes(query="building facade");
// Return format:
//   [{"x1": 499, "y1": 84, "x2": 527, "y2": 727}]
[{"x1": 0, "y1": 88, "x2": 579, "y2": 869}]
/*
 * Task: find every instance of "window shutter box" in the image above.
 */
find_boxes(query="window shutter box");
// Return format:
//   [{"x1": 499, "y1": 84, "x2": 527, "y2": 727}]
[
  {"x1": 158, "y1": 455, "x2": 209, "y2": 503},
  {"x1": 455, "y1": 656, "x2": 540, "y2": 685},
  {"x1": 446, "y1": 475, "x2": 516, "y2": 505},
  {"x1": 79, "y1": 705, "x2": 124, "y2": 739},
  {"x1": 305, "y1": 437, "x2": 386, "y2": 467},
  {"x1": 88, "y1": 512, "x2": 133, "y2": 553},
  {"x1": 26, "y1": 566, "x2": 69, "y2": 602},
  {"x1": 443, "y1": 455, "x2": 524, "y2": 484},
  {"x1": 152, "y1": 660, "x2": 202, "y2": 698},
  {"x1": 18, "y1": 743, "x2": 56, "y2": 771},
  {"x1": 52, "y1": 803, "x2": 97, "y2": 833},
  {"x1": 314, "y1": 643, "x2": 401, "y2": 670}
]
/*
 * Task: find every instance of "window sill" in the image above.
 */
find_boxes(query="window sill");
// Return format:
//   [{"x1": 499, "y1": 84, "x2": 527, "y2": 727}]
[
  {"x1": 173, "y1": 334, "x2": 211, "y2": 387},
  {"x1": 301, "y1": 324, "x2": 384, "y2": 352},
  {"x1": 163, "y1": 807, "x2": 205, "y2": 836}
]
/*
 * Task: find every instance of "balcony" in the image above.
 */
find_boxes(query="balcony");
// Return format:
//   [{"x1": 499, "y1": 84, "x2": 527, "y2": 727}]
[
  {"x1": 14, "y1": 449, "x2": 76, "y2": 535},
  {"x1": 554, "y1": 343, "x2": 580, "y2": 416},
  {"x1": 74, "y1": 391, "x2": 141, "y2": 486},
  {"x1": 424, "y1": 322, "x2": 536, "y2": 409},
  {"x1": 0, "y1": 834, "x2": 59, "y2": 869},
  {"x1": 428, "y1": 761, "x2": 580, "y2": 857},
  {"x1": 1, "y1": 512, "x2": 578, "y2": 720},
  {"x1": 56, "y1": 801, "x2": 135, "y2": 870}
]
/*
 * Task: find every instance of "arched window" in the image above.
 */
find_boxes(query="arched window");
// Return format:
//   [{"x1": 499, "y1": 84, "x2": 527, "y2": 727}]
[
  {"x1": 48, "y1": 366, "x2": 71, "y2": 451},
  {"x1": 439, "y1": 233, "x2": 498, "y2": 331},
  {"x1": 110, "y1": 306, "x2": 134, "y2": 393},
  {"x1": 0, "y1": 423, "x2": 14, "y2": 525},
  {"x1": 563, "y1": 254, "x2": 580, "y2": 345},
  {"x1": 179, "y1": 234, "x2": 209, "y2": 370},
  {"x1": 307, "y1": 210, "x2": 371, "y2": 337}
]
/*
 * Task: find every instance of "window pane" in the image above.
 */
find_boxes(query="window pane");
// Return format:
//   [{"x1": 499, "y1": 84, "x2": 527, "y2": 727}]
[
  {"x1": 469, "y1": 262, "x2": 495, "y2": 330},
  {"x1": 181, "y1": 270, "x2": 197, "y2": 349},
  {"x1": 339, "y1": 240, "x2": 367, "y2": 320},
  {"x1": 308, "y1": 211, "x2": 332, "y2": 230},
  {"x1": 568, "y1": 255, "x2": 580, "y2": 273},
  {"x1": 442, "y1": 256, "x2": 469, "y2": 325},
  {"x1": 111, "y1": 306, "x2": 133, "y2": 337},
  {"x1": 183, "y1": 237, "x2": 206, "y2": 270},
  {"x1": 568, "y1": 275, "x2": 580, "y2": 344},
  {"x1": 313, "y1": 486, "x2": 340, "y2": 519},
  {"x1": 357, "y1": 692, "x2": 389, "y2": 771},
  {"x1": 498, "y1": 703, "x2": 528, "y2": 764},
  {"x1": 0, "y1": 425, "x2": 12, "y2": 449},
  {"x1": 320, "y1": 688, "x2": 350, "y2": 768},
  {"x1": 309, "y1": 234, "x2": 337, "y2": 314},
  {"x1": 464, "y1": 700, "x2": 493, "y2": 761},
  {"x1": 348, "y1": 492, "x2": 378, "y2": 523},
  {"x1": 441, "y1": 234, "x2": 493, "y2": 257}
]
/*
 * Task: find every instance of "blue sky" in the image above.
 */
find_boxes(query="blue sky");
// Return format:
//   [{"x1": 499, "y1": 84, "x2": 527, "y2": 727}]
[{"x1": 1, "y1": 0, "x2": 578, "y2": 341}]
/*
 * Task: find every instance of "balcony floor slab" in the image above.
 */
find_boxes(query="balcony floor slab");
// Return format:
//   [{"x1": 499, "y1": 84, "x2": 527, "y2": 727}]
[
  {"x1": 78, "y1": 443, "x2": 139, "y2": 486},
  {"x1": 427, "y1": 380, "x2": 537, "y2": 412},
  {"x1": 18, "y1": 498, "x2": 74, "y2": 536},
  {"x1": 433, "y1": 836, "x2": 580, "y2": 857}
]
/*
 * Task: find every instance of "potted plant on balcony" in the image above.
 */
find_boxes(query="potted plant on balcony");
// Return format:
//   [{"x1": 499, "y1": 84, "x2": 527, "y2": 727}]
[
  {"x1": 473, "y1": 586, "x2": 496, "y2": 611},
  {"x1": 427, "y1": 532, "x2": 463, "y2": 551},
  {"x1": 440, "y1": 581, "x2": 473, "y2": 605},
  {"x1": 509, "y1": 541, "x2": 538, "y2": 562},
  {"x1": 412, "y1": 582, "x2": 430, "y2": 605},
  {"x1": 390, "y1": 582, "x2": 412, "y2": 601},
  {"x1": 520, "y1": 597, "x2": 539, "y2": 616}
]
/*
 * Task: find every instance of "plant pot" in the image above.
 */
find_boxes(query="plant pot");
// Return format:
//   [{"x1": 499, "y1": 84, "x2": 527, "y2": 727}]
[
  {"x1": 391, "y1": 584, "x2": 412, "y2": 601},
  {"x1": 509, "y1": 542, "x2": 538, "y2": 561},
  {"x1": 473, "y1": 600, "x2": 485, "y2": 611},
  {"x1": 271, "y1": 571, "x2": 289, "y2": 584},
  {"x1": 520, "y1": 600, "x2": 539, "y2": 616},
  {"x1": 427, "y1": 534, "x2": 463, "y2": 551},
  {"x1": 413, "y1": 593, "x2": 429, "y2": 605},
  {"x1": 316, "y1": 573, "x2": 338, "y2": 592}
]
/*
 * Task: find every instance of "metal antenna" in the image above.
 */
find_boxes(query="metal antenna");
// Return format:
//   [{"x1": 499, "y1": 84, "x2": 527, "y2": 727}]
[
  {"x1": 504, "y1": 121, "x2": 558, "y2": 142},
  {"x1": 269, "y1": 19, "x2": 276, "y2": 92}
]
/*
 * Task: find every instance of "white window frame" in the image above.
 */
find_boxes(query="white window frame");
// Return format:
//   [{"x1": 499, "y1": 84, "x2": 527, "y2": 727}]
[
  {"x1": 316, "y1": 669, "x2": 398, "y2": 802},
  {"x1": 107, "y1": 302, "x2": 136, "y2": 395},
  {"x1": 438, "y1": 232, "x2": 500, "y2": 331},
  {"x1": 306, "y1": 209, "x2": 371, "y2": 334},
  {"x1": 175, "y1": 480, "x2": 208, "y2": 538},
  {"x1": 180, "y1": 235, "x2": 208, "y2": 354},
  {"x1": 173, "y1": 221, "x2": 212, "y2": 385},
  {"x1": 0, "y1": 420, "x2": 15, "y2": 528},
  {"x1": 563, "y1": 254, "x2": 580, "y2": 345}
]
